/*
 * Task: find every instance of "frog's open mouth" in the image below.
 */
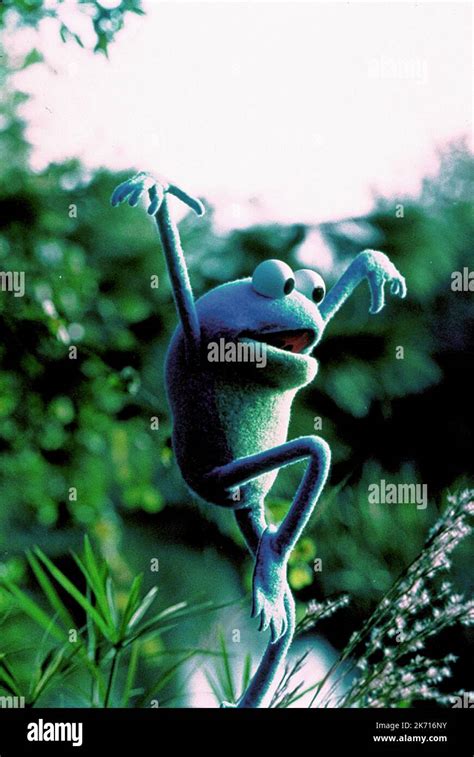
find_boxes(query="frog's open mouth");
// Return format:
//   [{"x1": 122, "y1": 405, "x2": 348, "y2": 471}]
[{"x1": 242, "y1": 328, "x2": 316, "y2": 355}]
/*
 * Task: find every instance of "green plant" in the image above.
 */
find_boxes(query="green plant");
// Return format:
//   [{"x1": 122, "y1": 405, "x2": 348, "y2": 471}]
[{"x1": 0, "y1": 536, "x2": 226, "y2": 707}]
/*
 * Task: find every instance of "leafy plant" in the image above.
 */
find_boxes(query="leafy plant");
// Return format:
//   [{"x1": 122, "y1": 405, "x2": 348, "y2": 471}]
[{"x1": 0, "y1": 536, "x2": 225, "y2": 707}]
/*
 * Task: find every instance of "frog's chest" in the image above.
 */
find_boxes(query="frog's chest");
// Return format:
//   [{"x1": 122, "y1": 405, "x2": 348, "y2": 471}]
[{"x1": 213, "y1": 381, "x2": 296, "y2": 460}]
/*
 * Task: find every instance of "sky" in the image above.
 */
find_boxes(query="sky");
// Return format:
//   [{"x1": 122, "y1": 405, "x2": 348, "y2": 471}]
[{"x1": 9, "y1": 0, "x2": 473, "y2": 228}]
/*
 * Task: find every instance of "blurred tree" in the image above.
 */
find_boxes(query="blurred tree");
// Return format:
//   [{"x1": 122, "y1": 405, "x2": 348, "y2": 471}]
[{"x1": 0, "y1": 0, "x2": 144, "y2": 55}]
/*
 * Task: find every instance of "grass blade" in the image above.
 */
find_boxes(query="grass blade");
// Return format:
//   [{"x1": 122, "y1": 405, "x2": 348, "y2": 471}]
[
  {"x1": 1, "y1": 581, "x2": 65, "y2": 642},
  {"x1": 33, "y1": 548, "x2": 115, "y2": 641},
  {"x1": 118, "y1": 574, "x2": 144, "y2": 637},
  {"x1": 27, "y1": 550, "x2": 74, "y2": 630},
  {"x1": 121, "y1": 642, "x2": 140, "y2": 707},
  {"x1": 127, "y1": 587, "x2": 158, "y2": 630},
  {"x1": 218, "y1": 629, "x2": 235, "y2": 703}
]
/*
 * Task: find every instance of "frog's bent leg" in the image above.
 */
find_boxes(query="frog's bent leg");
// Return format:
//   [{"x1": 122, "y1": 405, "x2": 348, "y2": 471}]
[
  {"x1": 234, "y1": 504, "x2": 296, "y2": 709},
  {"x1": 204, "y1": 435, "x2": 331, "y2": 707}
]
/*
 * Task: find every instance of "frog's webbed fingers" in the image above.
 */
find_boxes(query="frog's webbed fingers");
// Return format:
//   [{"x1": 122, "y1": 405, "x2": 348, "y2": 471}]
[
  {"x1": 366, "y1": 252, "x2": 407, "y2": 314},
  {"x1": 111, "y1": 172, "x2": 152, "y2": 207},
  {"x1": 111, "y1": 179, "x2": 136, "y2": 207},
  {"x1": 320, "y1": 249, "x2": 407, "y2": 324},
  {"x1": 111, "y1": 171, "x2": 204, "y2": 217},
  {"x1": 167, "y1": 184, "x2": 205, "y2": 217},
  {"x1": 147, "y1": 183, "x2": 165, "y2": 216},
  {"x1": 367, "y1": 269, "x2": 386, "y2": 314},
  {"x1": 390, "y1": 279, "x2": 401, "y2": 296},
  {"x1": 391, "y1": 273, "x2": 407, "y2": 298}
]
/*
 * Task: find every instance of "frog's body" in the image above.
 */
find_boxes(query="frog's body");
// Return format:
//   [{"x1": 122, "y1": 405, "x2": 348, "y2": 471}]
[
  {"x1": 111, "y1": 172, "x2": 407, "y2": 708},
  {"x1": 166, "y1": 278, "x2": 320, "y2": 508},
  {"x1": 166, "y1": 352, "x2": 296, "y2": 507}
]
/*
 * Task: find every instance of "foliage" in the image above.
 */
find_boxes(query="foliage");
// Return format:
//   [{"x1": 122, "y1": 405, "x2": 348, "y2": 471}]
[
  {"x1": 0, "y1": 536, "x2": 224, "y2": 706},
  {"x1": 0, "y1": 0, "x2": 144, "y2": 55}
]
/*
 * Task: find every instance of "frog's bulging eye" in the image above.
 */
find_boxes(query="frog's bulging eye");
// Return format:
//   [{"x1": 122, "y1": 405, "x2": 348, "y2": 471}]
[
  {"x1": 252, "y1": 260, "x2": 295, "y2": 299},
  {"x1": 295, "y1": 269, "x2": 326, "y2": 304}
]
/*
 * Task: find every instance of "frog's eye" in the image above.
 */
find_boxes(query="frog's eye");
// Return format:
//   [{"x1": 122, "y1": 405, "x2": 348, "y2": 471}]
[
  {"x1": 252, "y1": 259, "x2": 295, "y2": 299},
  {"x1": 295, "y1": 269, "x2": 326, "y2": 304}
]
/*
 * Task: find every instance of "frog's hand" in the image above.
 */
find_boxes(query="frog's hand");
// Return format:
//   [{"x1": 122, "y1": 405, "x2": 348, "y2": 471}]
[
  {"x1": 319, "y1": 249, "x2": 407, "y2": 324},
  {"x1": 364, "y1": 250, "x2": 407, "y2": 314},
  {"x1": 111, "y1": 172, "x2": 204, "y2": 217},
  {"x1": 111, "y1": 172, "x2": 203, "y2": 354}
]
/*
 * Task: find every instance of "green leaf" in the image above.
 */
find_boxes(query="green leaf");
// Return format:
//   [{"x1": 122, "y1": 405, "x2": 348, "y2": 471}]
[
  {"x1": 241, "y1": 652, "x2": 252, "y2": 692},
  {"x1": 0, "y1": 655, "x2": 22, "y2": 697},
  {"x1": 204, "y1": 670, "x2": 222, "y2": 704},
  {"x1": 94, "y1": 35, "x2": 109, "y2": 57},
  {"x1": 31, "y1": 645, "x2": 78, "y2": 703},
  {"x1": 135, "y1": 653, "x2": 195, "y2": 707},
  {"x1": 218, "y1": 629, "x2": 235, "y2": 703},
  {"x1": 33, "y1": 548, "x2": 115, "y2": 642},
  {"x1": 126, "y1": 586, "x2": 158, "y2": 630},
  {"x1": 72, "y1": 33, "x2": 84, "y2": 48},
  {"x1": 27, "y1": 550, "x2": 74, "y2": 630},
  {"x1": 105, "y1": 576, "x2": 118, "y2": 628},
  {"x1": 82, "y1": 535, "x2": 111, "y2": 617},
  {"x1": 70, "y1": 552, "x2": 113, "y2": 633},
  {"x1": 121, "y1": 643, "x2": 140, "y2": 707},
  {"x1": 1, "y1": 581, "x2": 65, "y2": 642},
  {"x1": 20, "y1": 49, "x2": 44, "y2": 69},
  {"x1": 125, "y1": 598, "x2": 239, "y2": 646},
  {"x1": 118, "y1": 574, "x2": 143, "y2": 637}
]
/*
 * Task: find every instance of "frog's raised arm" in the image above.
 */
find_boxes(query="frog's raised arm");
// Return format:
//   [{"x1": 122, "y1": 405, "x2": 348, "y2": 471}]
[
  {"x1": 111, "y1": 172, "x2": 204, "y2": 355},
  {"x1": 319, "y1": 249, "x2": 407, "y2": 325}
]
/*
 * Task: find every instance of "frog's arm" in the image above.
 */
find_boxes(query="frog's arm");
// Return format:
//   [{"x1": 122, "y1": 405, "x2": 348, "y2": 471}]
[
  {"x1": 111, "y1": 172, "x2": 204, "y2": 356},
  {"x1": 319, "y1": 249, "x2": 407, "y2": 325}
]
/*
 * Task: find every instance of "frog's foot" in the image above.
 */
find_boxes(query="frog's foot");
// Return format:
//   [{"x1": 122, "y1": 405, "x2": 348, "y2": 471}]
[{"x1": 252, "y1": 528, "x2": 290, "y2": 644}]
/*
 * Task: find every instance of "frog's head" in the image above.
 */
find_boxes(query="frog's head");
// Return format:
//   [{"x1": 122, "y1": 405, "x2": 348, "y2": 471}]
[{"x1": 194, "y1": 260, "x2": 327, "y2": 389}]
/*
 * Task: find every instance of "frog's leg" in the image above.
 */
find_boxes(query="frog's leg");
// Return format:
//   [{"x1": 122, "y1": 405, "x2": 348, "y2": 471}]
[
  {"x1": 232, "y1": 503, "x2": 295, "y2": 709},
  {"x1": 204, "y1": 435, "x2": 331, "y2": 707}
]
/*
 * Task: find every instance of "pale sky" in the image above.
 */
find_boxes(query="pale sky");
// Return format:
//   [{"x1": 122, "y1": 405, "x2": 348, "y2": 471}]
[{"x1": 9, "y1": 0, "x2": 473, "y2": 227}]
